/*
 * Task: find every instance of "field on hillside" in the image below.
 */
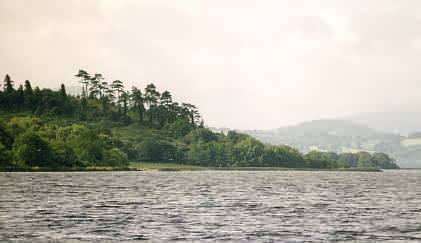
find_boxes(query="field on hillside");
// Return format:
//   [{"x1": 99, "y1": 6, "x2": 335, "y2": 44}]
[{"x1": 401, "y1": 138, "x2": 421, "y2": 147}]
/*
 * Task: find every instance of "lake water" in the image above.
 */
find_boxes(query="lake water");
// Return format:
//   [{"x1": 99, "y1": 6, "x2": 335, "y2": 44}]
[{"x1": 1, "y1": 170, "x2": 421, "y2": 242}]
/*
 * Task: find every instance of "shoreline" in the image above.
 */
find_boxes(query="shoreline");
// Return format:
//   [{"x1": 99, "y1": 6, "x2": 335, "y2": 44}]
[{"x1": 0, "y1": 164, "x2": 384, "y2": 172}]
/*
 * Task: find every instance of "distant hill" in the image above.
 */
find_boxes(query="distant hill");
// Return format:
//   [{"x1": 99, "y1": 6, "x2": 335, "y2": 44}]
[
  {"x1": 243, "y1": 119, "x2": 421, "y2": 168},
  {"x1": 244, "y1": 119, "x2": 400, "y2": 153},
  {"x1": 348, "y1": 111, "x2": 421, "y2": 135}
]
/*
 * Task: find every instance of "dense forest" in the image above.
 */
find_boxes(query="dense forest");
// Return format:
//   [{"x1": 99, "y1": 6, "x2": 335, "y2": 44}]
[{"x1": 0, "y1": 71, "x2": 399, "y2": 170}]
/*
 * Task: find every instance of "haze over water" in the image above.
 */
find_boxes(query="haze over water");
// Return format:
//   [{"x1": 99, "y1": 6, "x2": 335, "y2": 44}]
[{"x1": 1, "y1": 170, "x2": 421, "y2": 242}]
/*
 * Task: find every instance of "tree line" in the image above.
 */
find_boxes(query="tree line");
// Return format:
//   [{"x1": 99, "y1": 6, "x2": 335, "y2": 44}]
[
  {"x1": 0, "y1": 71, "x2": 399, "y2": 170},
  {"x1": 0, "y1": 70, "x2": 202, "y2": 128}
]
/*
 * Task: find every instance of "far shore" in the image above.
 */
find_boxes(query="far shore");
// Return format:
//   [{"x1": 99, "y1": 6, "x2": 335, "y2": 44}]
[{"x1": 0, "y1": 162, "x2": 385, "y2": 172}]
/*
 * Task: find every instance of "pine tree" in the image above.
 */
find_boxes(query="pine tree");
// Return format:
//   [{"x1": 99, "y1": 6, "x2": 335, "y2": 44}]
[
  {"x1": 131, "y1": 87, "x2": 145, "y2": 123},
  {"x1": 144, "y1": 83, "x2": 160, "y2": 123},
  {"x1": 160, "y1": 91, "x2": 173, "y2": 126},
  {"x1": 23, "y1": 80, "x2": 33, "y2": 109},
  {"x1": 59, "y1": 84, "x2": 67, "y2": 100},
  {"x1": 16, "y1": 84, "x2": 24, "y2": 108},
  {"x1": 3, "y1": 74, "x2": 14, "y2": 93},
  {"x1": 110, "y1": 80, "x2": 124, "y2": 115},
  {"x1": 121, "y1": 91, "x2": 129, "y2": 120},
  {"x1": 75, "y1": 70, "x2": 91, "y2": 98}
]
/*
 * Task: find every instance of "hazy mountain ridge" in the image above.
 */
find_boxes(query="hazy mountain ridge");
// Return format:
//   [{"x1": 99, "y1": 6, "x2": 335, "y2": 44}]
[
  {"x1": 348, "y1": 111, "x2": 421, "y2": 135},
  {"x1": 243, "y1": 119, "x2": 400, "y2": 152},
  {"x1": 242, "y1": 119, "x2": 421, "y2": 168}
]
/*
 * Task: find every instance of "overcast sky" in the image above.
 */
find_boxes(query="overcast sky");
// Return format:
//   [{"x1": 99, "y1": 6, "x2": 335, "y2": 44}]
[{"x1": 1, "y1": 0, "x2": 421, "y2": 129}]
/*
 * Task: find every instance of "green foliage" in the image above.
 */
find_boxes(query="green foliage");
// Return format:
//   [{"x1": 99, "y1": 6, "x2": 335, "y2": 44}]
[
  {"x1": 0, "y1": 143, "x2": 12, "y2": 167},
  {"x1": 12, "y1": 132, "x2": 53, "y2": 167},
  {"x1": 135, "y1": 138, "x2": 177, "y2": 162},
  {"x1": 339, "y1": 153, "x2": 359, "y2": 167},
  {"x1": 0, "y1": 71, "x2": 399, "y2": 170},
  {"x1": 50, "y1": 141, "x2": 81, "y2": 167},
  {"x1": 166, "y1": 119, "x2": 193, "y2": 138},
  {"x1": 104, "y1": 148, "x2": 129, "y2": 167},
  {"x1": 357, "y1": 151, "x2": 372, "y2": 168},
  {"x1": 244, "y1": 119, "x2": 412, "y2": 167},
  {"x1": 304, "y1": 150, "x2": 398, "y2": 169},
  {"x1": 263, "y1": 145, "x2": 305, "y2": 167},
  {"x1": 304, "y1": 151, "x2": 330, "y2": 168},
  {"x1": 6, "y1": 116, "x2": 42, "y2": 138},
  {"x1": 3, "y1": 74, "x2": 14, "y2": 93},
  {"x1": 0, "y1": 120, "x2": 13, "y2": 149},
  {"x1": 183, "y1": 128, "x2": 218, "y2": 144}
]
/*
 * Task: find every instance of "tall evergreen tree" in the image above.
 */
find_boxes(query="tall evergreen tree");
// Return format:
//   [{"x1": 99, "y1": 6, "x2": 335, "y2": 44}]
[
  {"x1": 121, "y1": 91, "x2": 129, "y2": 120},
  {"x1": 16, "y1": 84, "x2": 24, "y2": 107},
  {"x1": 144, "y1": 83, "x2": 160, "y2": 123},
  {"x1": 160, "y1": 91, "x2": 172, "y2": 107},
  {"x1": 160, "y1": 91, "x2": 173, "y2": 126},
  {"x1": 23, "y1": 80, "x2": 33, "y2": 109},
  {"x1": 111, "y1": 80, "x2": 124, "y2": 115},
  {"x1": 131, "y1": 87, "x2": 145, "y2": 123},
  {"x1": 105, "y1": 86, "x2": 115, "y2": 103},
  {"x1": 24, "y1": 80, "x2": 32, "y2": 95},
  {"x1": 89, "y1": 73, "x2": 103, "y2": 99},
  {"x1": 32, "y1": 87, "x2": 42, "y2": 111},
  {"x1": 99, "y1": 81, "x2": 109, "y2": 112},
  {"x1": 75, "y1": 70, "x2": 91, "y2": 98},
  {"x1": 3, "y1": 74, "x2": 14, "y2": 93},
  {"x1": 98, "y1": 81, "x2": 107, "y2": 99},
  {"x1": 182, "y1": 103, "x2": 201, "y2": 126},
  {"x1": 59, "y1": 84, "x2": 67, "y2": 100}
]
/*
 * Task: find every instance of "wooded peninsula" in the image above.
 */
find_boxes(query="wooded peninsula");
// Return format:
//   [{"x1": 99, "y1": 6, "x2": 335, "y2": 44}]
[{"x1": 0, "y1": 71, "x2": 399, "y2": 171}]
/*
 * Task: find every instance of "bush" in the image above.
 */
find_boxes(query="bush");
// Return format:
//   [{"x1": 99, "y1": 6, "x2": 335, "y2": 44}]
[
  {"x1": 104, "y1": 148, "x2": 129, "y2": 167},
  {"x1": 183, "y1": 128, "x2": 218, "y2": 144},
  {"x1": 135, "y1": 138, "x2": 177, "y2": 162},
  {"x1": 51, "y1": 141, "x2": 81, "y2": 167},
  {"x1": 12, "y1": 132, "x2": 53, "y2": 167},
  {"x1": 0, "y1": 143, "x2": 12, "y2": 167},
  {"x1": 6, "y1": 116, "x2": 42, "y2": 138},
  {"x1": 166, "y1": 119, "x2": 193, "y2": 138}
]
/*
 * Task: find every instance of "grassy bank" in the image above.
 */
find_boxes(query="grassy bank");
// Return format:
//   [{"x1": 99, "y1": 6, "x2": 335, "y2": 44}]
[
  {"x1": 128, "y1": 162, "x2": 382, "y2": 172},
  {"x1": 0, "y1": 162, "x2": 383, "y2": 172},
  {"x1": 0, "y1": 166, "x2": 136, "y2": 172}
]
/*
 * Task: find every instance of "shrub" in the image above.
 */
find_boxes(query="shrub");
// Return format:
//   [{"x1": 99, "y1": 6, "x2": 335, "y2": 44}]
[
  {"x1": 12, "y1": 132, "x2": 53, "y2": 167},
  {"x1": 104, "y1": 148, "x2": 128, "y2": 167}
]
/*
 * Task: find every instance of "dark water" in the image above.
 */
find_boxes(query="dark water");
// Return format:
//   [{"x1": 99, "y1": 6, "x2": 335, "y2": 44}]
[{"x1": 1, "y1": 170, "x2": 421, "y2": 242}]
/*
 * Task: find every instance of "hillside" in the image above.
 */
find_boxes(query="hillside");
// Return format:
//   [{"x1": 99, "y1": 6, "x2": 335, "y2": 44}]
[
  {"x1": 244, "y1": 119, "x2": 400, "y2": 152},
  {"x1": 243, "y1": 119, "x2": 421, "y2": 168},
  {"x1": 348, "y1": 111, "x2": 421, "y2": 135},
  {"x1": 0, "y1": 71, "x2": 399, "y2": 171}
]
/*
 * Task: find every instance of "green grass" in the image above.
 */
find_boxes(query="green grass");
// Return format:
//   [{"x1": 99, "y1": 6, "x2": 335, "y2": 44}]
[
  {"x1": 129, "y1": 162, "x2": 205, "y2": 171},
  {"x1": 341, "y1": 147, "x2": 375, "y2": 153},
  {"x1": 0, "y1": 166, "x2": 135, "y2": 172},
  {"x1": 401, "y1": 138, "x2": 421, "y2": 147}
]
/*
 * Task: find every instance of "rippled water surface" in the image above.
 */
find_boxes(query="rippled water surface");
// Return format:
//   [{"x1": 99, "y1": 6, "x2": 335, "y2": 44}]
[{"x1": 1, "y1": 170, "x2": 421, "y2": 242}]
